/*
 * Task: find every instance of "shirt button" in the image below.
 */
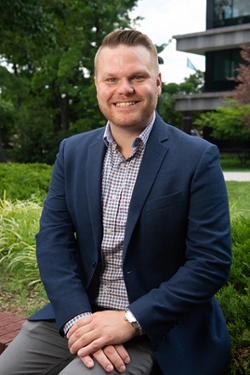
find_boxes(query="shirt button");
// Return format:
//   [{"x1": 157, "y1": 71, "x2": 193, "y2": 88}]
[
  {"x1": 107, "y1": 228, "x2": 112, "y2": 234},
  {"x1": 105, "y1": 256, "x2": 110, "y2": 261},
  {"x1": 103, "y1": 285, "x2": 108, "y2": 291}
]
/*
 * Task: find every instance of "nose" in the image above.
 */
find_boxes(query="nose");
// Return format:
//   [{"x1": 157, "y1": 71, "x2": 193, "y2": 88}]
[{"x1": 117, "y1": 78, "x2": 134, "y2": 95}]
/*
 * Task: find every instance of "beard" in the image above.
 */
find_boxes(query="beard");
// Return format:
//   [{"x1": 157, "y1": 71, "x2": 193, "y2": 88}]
[{"x1": 97, "y1": 92, "x2": 159, "y2": 130}]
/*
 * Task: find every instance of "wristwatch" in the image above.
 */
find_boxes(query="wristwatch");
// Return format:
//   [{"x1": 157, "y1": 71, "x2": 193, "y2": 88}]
[{"x1": 124, "y1": 309, "x2": 140, "y2": 336}]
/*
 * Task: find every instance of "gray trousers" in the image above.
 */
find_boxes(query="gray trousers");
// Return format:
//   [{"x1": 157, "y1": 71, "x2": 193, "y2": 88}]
[{"x1": 0, "y1": 320, "x2": 162, "y2": 375}]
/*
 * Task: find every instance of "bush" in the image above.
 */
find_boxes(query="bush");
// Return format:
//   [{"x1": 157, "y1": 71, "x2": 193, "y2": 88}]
[
  {"x1": 0, "y1": 163, "x2": 250, "y2": 373},
  {"x1": 0, "y1": 201, "x2": 249, "y2": 373},
  {"x1": 217, "y1": 214, "x2": 250, "y2": 374},
  {"x1": 0, "y1": 163, "x2": 53, "y2": 201},
  {"x1": 0, "y1": 199, "x2": 42, "y2": 285}
]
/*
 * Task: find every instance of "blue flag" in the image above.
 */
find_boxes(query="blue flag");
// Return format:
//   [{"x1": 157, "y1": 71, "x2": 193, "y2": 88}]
[{"x1": 187, "y1": 58, "x2": 197, "y2": 71}]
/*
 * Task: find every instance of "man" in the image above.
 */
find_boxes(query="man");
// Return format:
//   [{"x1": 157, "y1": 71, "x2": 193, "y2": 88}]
[{"x1": 0, "y1": 30, "x2": 231, "y2": 375}]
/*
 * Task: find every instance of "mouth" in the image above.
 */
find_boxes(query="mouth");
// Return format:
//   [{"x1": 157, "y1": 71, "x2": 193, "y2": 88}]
[{"x1": 114, "y1": 101, "x2": 137, "y2": 107}]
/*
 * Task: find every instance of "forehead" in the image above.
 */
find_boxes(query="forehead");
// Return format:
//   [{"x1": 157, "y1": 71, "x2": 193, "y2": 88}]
[{"x1": 96, "y1": 45, "x2": 156, "y2": 75}]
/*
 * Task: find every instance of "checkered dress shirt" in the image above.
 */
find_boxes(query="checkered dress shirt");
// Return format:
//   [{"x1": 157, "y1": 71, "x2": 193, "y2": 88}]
[{"x1": 64, "y1": 113, "x2": 155, "y2": 335}]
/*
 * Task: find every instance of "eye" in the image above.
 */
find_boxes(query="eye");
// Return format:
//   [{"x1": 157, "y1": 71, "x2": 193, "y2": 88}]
[
  {"x1": 107, "y1": 77, "x2": 117, "y2": 83},
  {"x1": 133, "y1": 75, "x2": 144, "y2": 81}
]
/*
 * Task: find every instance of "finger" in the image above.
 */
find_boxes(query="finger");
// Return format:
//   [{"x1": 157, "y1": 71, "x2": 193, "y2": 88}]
[
  {"x1": 67, "y1": 318, "x2": 91, "y2": 352},
  {"x1": 69, "y1": 330, "x2": 97, "y2": 354},
  {"x1": 68, "y1": 333, "x2": 99, "y2": 356},
  {"x1": 77, "y1": 337, "x2": 104, "y2": 357},
  {"x1": 67, "y1": 316, "x2": 92, "y2": 339},
  {"x1": 79, "y1": 354, "x2": 95, "y2": 369},
  {"x1": 113, "y1": 344, "x2": 130, "y2": 365},
  {"x1": 80, "y1": 349, "x2": 114, "y2": 373},
  {"x1": 103, "y1": 345, "x2": 127, "y2": 373}
]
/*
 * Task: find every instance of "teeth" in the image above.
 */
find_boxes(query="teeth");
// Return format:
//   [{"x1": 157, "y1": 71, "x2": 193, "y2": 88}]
[{"x1": 116, "y1": 102, "x2": 135, "y2": 107}]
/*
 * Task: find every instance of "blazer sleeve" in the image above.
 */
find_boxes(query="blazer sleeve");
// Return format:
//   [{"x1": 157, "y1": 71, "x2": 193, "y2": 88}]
[{"x1": 36, "y1": 139, "x2": 92, "y2": 333}]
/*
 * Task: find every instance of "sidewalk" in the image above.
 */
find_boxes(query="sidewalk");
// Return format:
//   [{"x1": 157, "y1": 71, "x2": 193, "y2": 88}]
[{"x1": 223, "y1": 172, "x2": 250, "y2": 181}]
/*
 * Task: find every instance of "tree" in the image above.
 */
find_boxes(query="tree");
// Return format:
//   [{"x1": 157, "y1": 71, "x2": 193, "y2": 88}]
[
  {"x1": 194, "y1": 99, "x2": 250, "y2": 164},
  {"x1": 194, "y1": 44, "x2": 250, "y2": 164},
  {"x1": 230, "y1": 44, "x2": 250, "y2": 105},
  {"x1": 0, "y1": 0, "x2": 140, "y2": 163},
  {"x1": 159, "y1": 70, "x2": 204, "y2": 128},
  {"x1": 0, "y1": 0, "x2": 55, "y2": 65}
]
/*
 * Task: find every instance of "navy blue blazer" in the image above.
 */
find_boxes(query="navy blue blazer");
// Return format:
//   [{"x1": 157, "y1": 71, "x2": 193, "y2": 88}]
[{"x1": 30, "y1": 113, "x2": 232, "y2": 375}]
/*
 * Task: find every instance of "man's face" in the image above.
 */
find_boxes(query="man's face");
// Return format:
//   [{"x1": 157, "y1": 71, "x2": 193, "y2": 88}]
[{"x1": 94, "y1": 45, "x2": 162, "y2": 132}]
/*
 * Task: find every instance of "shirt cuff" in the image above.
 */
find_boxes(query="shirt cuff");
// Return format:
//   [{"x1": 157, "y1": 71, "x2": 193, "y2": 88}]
[{"x1": 63, "y1": 312, "x2": 92, "y2": 336}]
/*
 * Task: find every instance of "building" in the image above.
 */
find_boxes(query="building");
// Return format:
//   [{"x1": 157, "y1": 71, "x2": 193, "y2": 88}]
[{"x1": 173, "y1": 0, "x2": 250, "y2": 134}]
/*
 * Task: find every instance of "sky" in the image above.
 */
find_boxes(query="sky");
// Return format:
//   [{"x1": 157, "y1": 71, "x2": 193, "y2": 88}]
[{"x1": 130, "y1": 0, "x2": 207, "y2": 84}]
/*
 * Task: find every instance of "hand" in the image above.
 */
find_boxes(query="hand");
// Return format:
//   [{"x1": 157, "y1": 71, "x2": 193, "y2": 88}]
[
  {"x1": 67, "y1": 310, "x2": 136, "y2": 372},
  {"x1": 80, "y1": 344, "x2": 130, "y2": 373}
]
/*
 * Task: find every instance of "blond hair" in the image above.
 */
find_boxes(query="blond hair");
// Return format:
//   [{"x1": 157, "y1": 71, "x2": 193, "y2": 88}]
[{"x1": 94, "y1": 29, "x2": 159, "y2": 75}]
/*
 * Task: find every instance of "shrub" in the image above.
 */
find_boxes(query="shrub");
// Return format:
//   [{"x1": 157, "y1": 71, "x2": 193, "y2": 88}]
[
  {"x1": 217, "y1": 214, "x2": 250, "y2": 374},
  {"x1": 0, "y1": 199, "x2": 42, "y2": 285},
  {"x1": 0, "y1": 163, "x2": 250, "y2": 373},
  {"x1": 0, "y1": 163, "x2": 53, "y2": 201}
]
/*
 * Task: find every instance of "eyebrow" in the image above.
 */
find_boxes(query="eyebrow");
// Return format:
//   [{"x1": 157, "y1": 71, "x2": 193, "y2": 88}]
[{"x1": 102, "y1": 69, "x2": 150, "y2": 79}]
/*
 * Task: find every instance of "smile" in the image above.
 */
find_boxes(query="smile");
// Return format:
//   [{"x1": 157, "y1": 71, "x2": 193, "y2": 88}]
[{"x1": 115, "y1": 102, "x2": 136, "y2": 107}]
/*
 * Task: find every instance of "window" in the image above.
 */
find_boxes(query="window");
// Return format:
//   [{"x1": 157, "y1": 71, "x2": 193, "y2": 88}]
[
  {"x1": 205, "y1": 48, "x2": 243, "y2": 91},
  {"x1": 213, "y1": 0, "x2": 250, "y2": 27}
]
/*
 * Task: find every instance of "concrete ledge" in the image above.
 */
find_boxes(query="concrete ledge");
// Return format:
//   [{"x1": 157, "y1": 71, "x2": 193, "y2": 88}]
[
  {"x1": 223, "y1": 172, "x2": 250, "y2": 181},
  {"x1": 173, "y1": 91, "x2": 234, "y2": 111},
  {"x1": 173, "y1": 23, "x2": 250, "y2": 55}
]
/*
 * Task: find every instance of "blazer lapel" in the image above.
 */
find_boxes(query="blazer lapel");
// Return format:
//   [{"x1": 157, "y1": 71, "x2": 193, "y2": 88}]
[
  {"x1": 123, "y1": 118, "x2": 169, "y2": 254},
  {"x1": 86, "y1": 133, "x2": 106, "y2": 250}
]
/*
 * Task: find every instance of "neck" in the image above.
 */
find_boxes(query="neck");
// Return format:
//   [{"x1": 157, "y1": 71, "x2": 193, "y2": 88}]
[{"x1": 110, "y1": 128, "x2": 137, "y2": 159}]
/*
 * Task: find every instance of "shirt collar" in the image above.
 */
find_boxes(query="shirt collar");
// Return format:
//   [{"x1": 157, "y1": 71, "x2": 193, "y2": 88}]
[{"x1": 103, "y1": 111, "x2": 156, "y2": 148}]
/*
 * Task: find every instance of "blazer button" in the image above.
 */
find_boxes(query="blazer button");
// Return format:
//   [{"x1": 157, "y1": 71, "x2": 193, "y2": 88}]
[{"x1": 92, "y1": 262, "x2": 96, "y2": 267}]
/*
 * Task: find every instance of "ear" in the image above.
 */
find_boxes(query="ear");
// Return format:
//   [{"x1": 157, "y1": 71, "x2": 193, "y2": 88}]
[
  {"x1": 157, "y1": 73, "x2": 162, "y2": 96},
  {"x1": 94, "y1": 76, "x2": 98, "y2": 92}
]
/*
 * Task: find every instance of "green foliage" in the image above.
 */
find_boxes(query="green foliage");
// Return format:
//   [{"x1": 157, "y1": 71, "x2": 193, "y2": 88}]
[
  {"x1": 0, "y1": 263, "x2": 48, "y2": 315},
  {"x1": 0, "y1": 163, "x2": 53, "y2": 201},
  {"x1": 0, "y1": 97, "x2": 16, "y2": 148},
  {"x1": 0, "y1": 163, "x2": 250, "y2": 373},
  {"x1": 230, "y1": 44, "x2": 250, "y2": 106},
  {"x1": 195, "y1": 100, "x2": 250, "y2": 141},
  {"x1": 159, "y1": 91, "x2": 182, "y2": 128},
  {"x1": 0, "y1": 199, "x2": 42, "y2": 286},
  {"x1": 217, "y1": 213, "x2": 250, "y2": 374},
  {"x1": 159, "y1": 70, "x2": 204, "y2": 127},
  {"x1": 0, "y1": 163, "x2": 50, "y2": 286},
  {"x1": 194, "y1": 99, "x2": 250, "y2": 165},
  {"x1": 220, "y1": 154, "x2": 250, "y2": 171},
  {"x1": 226, "y1": 182, "x2": 250, "y2": 215},
  {"x1": 0, "y1": 0, "x2": 140, "y2": 163},
  {"x1": 0, "y1": 0, "x2": 55, "y2": 64},
  {"x1": 180, "y1": 70, "x2": 205, "y2": 94},
  {"x1": 9, "y1": 98, "x2": 67, "y2": 164},
  {"x1": 155, "y1": 41, "x2": 169, "y2": 55}
]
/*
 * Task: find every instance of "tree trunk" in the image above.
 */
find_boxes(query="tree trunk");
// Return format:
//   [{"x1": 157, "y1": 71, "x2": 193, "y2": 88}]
[
  {"x1": 0, "y1": 133, "x2": 7, "y2": 162},
  {"x1": 60, "y1": 95, "x2": 69, "y2": 131}
]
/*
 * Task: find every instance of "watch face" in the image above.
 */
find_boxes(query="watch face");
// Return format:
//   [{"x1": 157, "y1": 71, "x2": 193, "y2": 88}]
[
  {"x1": 126, "y1": 310, "x2": 135, "y2": 323},
  {"x1": 125, "y1": 310, "x2": 140, "y2": 335},
  {"x1": 125, "y1": 310, "x2": 136, "y2": 323}
]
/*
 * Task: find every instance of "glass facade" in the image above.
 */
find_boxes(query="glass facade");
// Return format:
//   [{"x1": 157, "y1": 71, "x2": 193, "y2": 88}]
[
  {"x1": 204, "y1": 0, "x2": 249, "y2": 91},
  {"x1": 205, "y1": 48, "x2": 243, "y2": 91},
  {"x1": 213, "y1": 0, "x2": 250, "y2": 27}
]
